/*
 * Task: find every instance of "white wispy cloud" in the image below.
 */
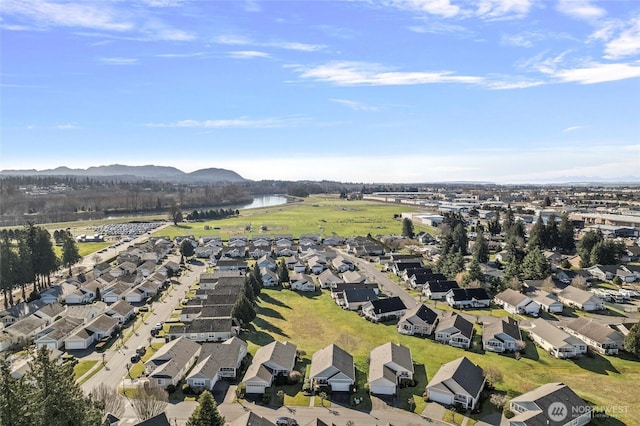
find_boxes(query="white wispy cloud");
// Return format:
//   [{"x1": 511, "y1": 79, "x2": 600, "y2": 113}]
[
  {"x1": 386, "y1": 0, "x2": 461, "y2": 18},
  {"x1": 551, "y1": 62, "x2": 640, "y2": 84},
  {"x1": 228, "y1": 50, "x2": 271, "y2": 59},
  {"x1": 155, "y1": 52, "x2": 207, "y2": 58},
  {"x1": 603, "y1": 15, "x2": 640, "y2": 59},
  {"x1": 214, "y1": 34, "x2": 325, "y2": 52},
  {"x1": 557, "y1": 0, "x2": 606, "y2": 21},
  {"x1": 475, "y1": 0, "x2": 533, "y2": 20},
  {"x1": 563, "y1": 125, "x2": 585, "y2": 132},
  {"x1": 1, "y1": 0, "x2": 133, "y2": 31},
  {"x1": 99, "y1": 57, "x2": 138, "y2": 65},
  {"x1": 292, "y1": 61, "x2": 484, "y2": 86},
  {"x1": 243, "y1": 0, "x2": 261, "y2": 13},
  {"x1": 330, "y1": 99, "x2": 379, "y2": 112},
  {"x1": 144, "y1": 116, "x2": 308, "y2": 129},
  {"x1": 55, "y1": 124, "x2": 79, "y2": 130}
]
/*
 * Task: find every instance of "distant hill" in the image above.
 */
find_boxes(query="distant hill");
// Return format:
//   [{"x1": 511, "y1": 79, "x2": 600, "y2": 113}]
[{"x1": 0, "y1": 164, "x2": 247, "y2": 183}]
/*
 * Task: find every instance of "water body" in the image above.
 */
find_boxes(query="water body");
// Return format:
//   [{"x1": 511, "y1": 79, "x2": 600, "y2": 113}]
[{"x1": 229, "y1": 194, "x2": 289, "y2": 210}]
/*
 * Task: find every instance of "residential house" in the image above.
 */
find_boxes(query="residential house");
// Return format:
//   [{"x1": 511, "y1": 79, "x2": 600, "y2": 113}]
[
  {"x1": 331, "y1": 256, "x2": 354, "y2": 273},
  {"x1": 445, "y1": 288, "x2": 491, "y2": 309},
  {"x1": 434, "y1": 312, "x2": 474, "y2": 349},
  {"x1": 494, "y1": 289, "x2": 540, "y2": 316},
  {"x1": 527, "y1": 289, "x2": 563, "y2": 313},
  {"x1": 124, "y1": 286, "x2": 146, "y2": 303},
  {"x1": 407, "y1": 272, "x2": 445, "y2": 290},
  {"x1": 242, "y1": 341, "x2": 297, "y2": 394},
  {"x1": 257, "y1": 255, "x2": 277, "y2": 271},
  {"x1": 341, "y1": 288, "x2": 378, "y2": 311},
  {"x1": 186, "y1": 337, "x2": 248, "y2": 391},
  {"x1": 228, "y1": 413, "x2": 275, "y2": 426},
  {"x1": 368, "y1": 342, "x2": 414, "y2": 395},
  {"x1": 426, "y1": 357, "x2": 485, "y2": 410},
  {"x1": 5, "y1": 315, "x2": 48, "y2": 340},
  {"x1": 422, "y1": 280, "x2": 459, "y2": 300},
  {"x1": 198, "y1": 273, "x2": 217, "y2": 290},
  {"x1": 508, "y1": 382, "x2": 591, "y2": 426},
  {"x1": 145, "y1": 337, "x2": 201, "y2": 388},
  {"x1": 134, "y1": 412, "x2": 171, "y2": 426},
  {"x1": 586, "y1": 264, "x2": 618, "y2": 281},
  {"x1": 557, "y1": 286, "x2": 605, "y2": 311},
  {"x1": 65, "y1": 314, "x2": 118, "y2": 350},
  {"x1": 342, "y1": 270, "x2": 367, "y2": 284},
  {"x1": 106, "y1": 300, "x2": 136, "y2": 324},
  {"x1": 309, "y1": 344, "x2": 355, "y2": 392},
  {"x1": 35, "y1": 316, "x2": 84, "y2": 350},
  {"x1": 179, "y1": 305, "x2": 234, "y2": 323},
  {"x1": 397, "y1": 304, "x2": 440, "y2": 336},
  {"x1": 563, "y1": 317, "x2": 624, "y2": 355},
  {"x1": 290, "y1": 273, "x2": 317, "y2": 292},
  {"x1": 362, "y1": 297, "x2": 407, "y2": 322},
  {"x1": 482, "y1": 318, "x2": 522, "y2": 353},
  {"x1": 317, "y1": 269, "x2": 343, "y2": 289},
  {"x1": 217, "y1": 259, "x2": 247, "y2": 272},
  {"x1": 261, "y1": 269, "x2": 279, "y2": 288},
  {"x1": 528, "y1": 318, "x2": 587, "y2": 358},
  {"x1": 169, "y1": 318, "x2": 239, "y2": 342},
  {"x1": 34, "y1": 302, "x2": 66, "y2": 323}
]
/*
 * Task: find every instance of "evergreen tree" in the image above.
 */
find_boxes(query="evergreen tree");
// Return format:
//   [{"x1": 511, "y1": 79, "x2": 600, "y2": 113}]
[
  {"x1": 465, "y1": 258, "x2": 484, "y2": 285},
  {"x1": 521, "y1": 247, "x2": 551, "y2": 280},
  {"x1": 61, "y1": 232, "x2": 82, "y2": 276},
  {"x1": 0, "y1": 358, "x2": 30, "y2": 426},
  {"x1": 0, "y1": 235, "x2": 18, "y2": 307},
  {"x1": 558, "y1": 213, "x2": 576, "y2": 253},
  {"x1": 402, "y1": 218, "x2": 415, "y2": 238},
  {"x1": 27, "y1": 346, "x2": 103, "y2": 426},
  {"x1": 545, "y1": 214, "x2": 560, "y2": 249},
  {"x1": 186, "y1": 390, "x2": 225, "y2": 426},
  {"x1": 180, "y1": 239, "x2": 195, "y2": 262},
  {"x1": 472, "y1": 235, "x2": 489, "y2": 264},
  {"x1": 503, "y1": 259, "x2": 521, "y2": 283},
  {"x1": 243, "y1": 276, "x2": 256, "y2": 304},
  {"x1": 249, "y1": 262, "x2": 262, "y2": 297},
  {"x1": 232, "y1": 292, "x2": 256, "y2": 325},
  {"x1": 277, "y1": 260, "x2": 289, "y2": 284},
  {"x1": 624, "y1": 322, "x2": 640, "y2": 358},
  {"x1": 527, "y1": 216, "x2": 546, "y2": 251},
  {"x1": 503, "y1": 207, "x2": 515, "y2": 235},
  {"x1": 577, "y1": 230, "x2": 603, "y2": 267},
  {"x1": 487, "y1": 211, "x2": 501, "y2": 235}
]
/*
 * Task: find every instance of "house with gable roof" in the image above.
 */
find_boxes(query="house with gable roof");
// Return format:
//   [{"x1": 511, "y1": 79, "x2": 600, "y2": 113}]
[
  {"x1": 186, "y1": 337, "x2": 248, "y2": 391},
  {"x1": 563, "y1": 317, "x2": 624, "y2": 355},
  {"x1": 309, "y1": 344, "x2": 355, "y2": 392},
  {"x1": 508, "y1": 382, "x2": 591, "y2": 426},
  {"x1": 145, "y1": 336, "x2": 201, "y2": 388},
  {"x1": 494, "y1": 288, "x2": 540, "y2": 316},
  {"x1": 434, "y1": 312, "x2": 474, "y2": 349},
  {"x1": 482, "y1": 318, "x2": 522, "y2": 353},
  {"x1": 242, "y1": 341, "x2": 297, "y2": 394},
  {"x1": 426, "y1": 356, "x2": 485, "y2": 410},
  {"x1": 361, "y1": 296, "x2": 407, "y2": 322},
  {"x1": 397, "y1": 304, "x2": 440, "y2": 336},
  {"x1": 528, "y1": 318, "x2": 587, "y2": 358},
  {"x1": 368, "y1": 342, "x2": 414, "y2": 395}
]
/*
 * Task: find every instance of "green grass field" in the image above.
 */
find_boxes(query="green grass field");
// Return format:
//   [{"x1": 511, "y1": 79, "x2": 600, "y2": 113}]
[
  {"x1": 156, "y1": 195, "x2": 424, "y2": 240},
  {"x1": 246, "y1": 288, "x2": 639, "y2": 424},
  {"x1": 73, "y1": 360, "x2": 98, "y2": 381}
]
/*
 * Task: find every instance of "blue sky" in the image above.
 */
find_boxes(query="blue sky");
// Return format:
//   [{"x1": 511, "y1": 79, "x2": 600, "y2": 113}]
[{"x1": 1, "y1": 0, "x2": 639, "y2": 183}]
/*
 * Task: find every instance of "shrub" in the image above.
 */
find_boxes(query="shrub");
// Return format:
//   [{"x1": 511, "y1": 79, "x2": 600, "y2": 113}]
[
  {"x1": 288, "y1": 370, "x2": 303, "y2": 385},
  {"x1": 182, "y1": 383, "x2": 193, "y2": 395},
  {"x1": 166, "y1": 385, "x2": 176, "y2": 394}
]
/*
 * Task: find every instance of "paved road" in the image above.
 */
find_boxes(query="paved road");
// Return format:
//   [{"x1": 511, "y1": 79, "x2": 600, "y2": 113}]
[
  {"x1": 333, "y1": 248, "x2": 419, "y2": 309},
  {"x1": 81, "y1": 255, "x2": 205, "y2": 394}
]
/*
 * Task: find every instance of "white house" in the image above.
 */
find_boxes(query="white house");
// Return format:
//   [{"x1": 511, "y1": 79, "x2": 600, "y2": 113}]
[
  {"x1": 309, "y1": 344, "x2": 355, "y2": 392},
  {"x1": 445, "y1": 288, "x2": 490, "y2": 309},
  {"x1": 528, "y1": 289, "x2": 563, "y2": 313},
  {"x1": 361, "y1": 297, "x2": 407, "y2": 322},
  {"x1": 368, "y1": 342, "x2": 414, "y2": 395},
  {"x1": 494, "y1": 288, "x2": 539, "y2": 316},
  {"x1": 563, "y1": 317, "x2": 624, "y2": 355},
  {"x1": 434, "y1": 312, "x2": 474, "y2": 349},
  {"x1": 557, "y1": 286, "x2": 605, "y2": 311},
  {"x1": 397, "y1": 304, "x2": 440, "y2": 336},
  {"x1": 186, "y1": 337, "x2": 248, "y2": 391},
  {"x1": 528, "y1": 318, "x2": 587, "y2": 359},
  {"x1": 482, "y1": 318, "x2": 522, "y2": 353},
  {"x1": 145, "y1": 337, "x2": 201, "y2": 388},
  {"x1": 426, "y1": 357, "x2": 485, "y2": 410},
  {"x1": 242, "y1": 341, "x2": 297, "y2": 394},
  {"x1": 289, "y1": 273, "x2": 316, "y2": 292}
]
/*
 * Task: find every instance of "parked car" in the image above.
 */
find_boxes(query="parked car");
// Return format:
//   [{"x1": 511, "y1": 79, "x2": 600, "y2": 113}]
[
  {"x1": 275, "y1": 417, "x2": 298, "y2": 426},
  {"x1": 136, "y1": 346, "x2": 146, "y2": 355},
  {"x1": 130, "y1": 354, "x2": 140, "y2": 363}
]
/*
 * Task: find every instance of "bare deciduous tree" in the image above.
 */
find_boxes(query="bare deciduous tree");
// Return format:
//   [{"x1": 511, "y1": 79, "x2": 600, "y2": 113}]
[
  {"x1": 91, "y1": 383, "x2": 125, "y2": 418},
  {"x1": 130, "y1": 383, "x2": 168, "y2": 421},
  {"x1": 541, "y1": 276, "x2": 556, "y2": 293},
  {"x1": 490, "y1": 392, "x2": 509, "y2": 409},
  {"x1": 484, "y1": 365, "x2": 504, "y2": 389},
  {"x1": 506, "y1": 277, "x2": 524, "y2": 292},
  {"x1": 570, "y1": 275, "x2": 588, "y2": 290}
]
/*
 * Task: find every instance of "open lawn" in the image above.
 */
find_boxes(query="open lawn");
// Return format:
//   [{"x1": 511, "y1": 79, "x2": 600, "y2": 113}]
[
  {"x1": 156, "y1": 195, "x2": 422, "y2": 240},
  {"x1": 245, "y1": 288, "x2": 640, "y2": 423},
  {"x1": 54, "y1": 241, "x2": 111, "y2": 258},
  {"x1": 73, "y1": 360, "x2": 98, "y2": 381}
]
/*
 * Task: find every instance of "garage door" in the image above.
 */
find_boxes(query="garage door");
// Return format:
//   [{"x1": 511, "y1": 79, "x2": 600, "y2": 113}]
[
  {"x1": 65, "y1": 341, "x2": 87, "y2": 350},
  {"x1": 330, "y1": 381, "x2": 351, "y2": 392},
  {"x1": 245, "y1": 383, "x2": 266, "y2": 394},
  {"x1": 370, "y1": 384, "x2": 395, "y2": 395}
]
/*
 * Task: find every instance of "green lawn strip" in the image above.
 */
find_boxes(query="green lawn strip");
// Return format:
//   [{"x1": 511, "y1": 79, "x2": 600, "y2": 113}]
[
  {"x1": 129, "y1": 342, "x2": 166, "y2": 379},
  {"x1": 246, "y1": 288, "x2": 640, "y2": 423},
  {"x1": 399, "y1": 363, "x2": 428, "y2": 414},
  {"x1": 73, "y1": 360, "x2": 99, "y2": 381}
]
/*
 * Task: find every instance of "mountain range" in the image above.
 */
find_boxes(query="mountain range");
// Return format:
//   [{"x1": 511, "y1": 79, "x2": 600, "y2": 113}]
[{"x1": 0, "y1": 164, "x2": 246, "y2": 183}]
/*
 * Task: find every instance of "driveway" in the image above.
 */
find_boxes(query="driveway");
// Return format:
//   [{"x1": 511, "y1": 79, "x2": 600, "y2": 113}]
[{"x1": 212, "y1": 381, "x2": 230, "y2": 404}]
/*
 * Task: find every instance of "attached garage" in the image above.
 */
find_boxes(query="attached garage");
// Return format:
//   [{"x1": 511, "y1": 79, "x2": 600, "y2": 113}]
[
  {"x1": 427, "y1": 387, "x2": 453, "y2": 406},
  {"x1": 369, "y1": 378, "x2": 396, "y2": 395},
  {"x1": 328, "y1": 378, "x2": 352, "y2": 392},
  {"x1": 244, "y1": 381, "x2": 268, "y2": 394}
]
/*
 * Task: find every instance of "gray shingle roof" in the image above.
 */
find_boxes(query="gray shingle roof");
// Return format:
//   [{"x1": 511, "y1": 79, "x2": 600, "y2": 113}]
[
  {"x1": 435, "y1": 312, "x2": 474, "y2": 339},
  {"x1": 427, "y1": 356, "x2": 484, "y2": 399},
  {"x1": 510, "y1": 382, "x2": 590, "y2": 425},
  {"x1": 482, "y1": 318, "x2": 522, "y2": 345},
  {"x1": 400, "y1": 304, "x2": 439, "y2": 326},
  {"x1": 564, "y1": 317, "x2": 624, "y2": 346},
  {"x1": 310, "y1": 344, "x2": 355, "y2": 382},
  {"x1": 369, "y1": 342, "x2": 414, "y2": 383}
]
